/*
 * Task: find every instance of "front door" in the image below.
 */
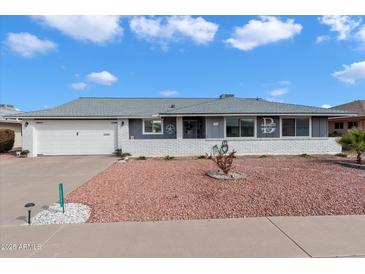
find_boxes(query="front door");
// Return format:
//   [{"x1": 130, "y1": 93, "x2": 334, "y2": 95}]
[{"x1": 183, "y1": 120, "x2": 198, "y2": 138}]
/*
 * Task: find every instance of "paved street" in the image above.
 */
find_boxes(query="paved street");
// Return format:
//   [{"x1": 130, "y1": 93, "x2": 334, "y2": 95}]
[
  {"x1": 0, "y1": 156, "x2": 116, "y2": 225},
  {"x1": 1, "y1": 215, "x2": 364, "y2": 258}
]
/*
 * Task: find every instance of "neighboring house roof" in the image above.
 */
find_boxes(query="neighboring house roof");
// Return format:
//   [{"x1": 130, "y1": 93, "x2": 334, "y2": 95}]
[
  {"x1": 0, "y1": 104, "x2": 22, "y2": 122},
  {"x1": 7, "y1": 97, "x2": 355, "y2": 118},
  {"x1": 331, "y1": 100, "x2": 365, "y2": 116}
]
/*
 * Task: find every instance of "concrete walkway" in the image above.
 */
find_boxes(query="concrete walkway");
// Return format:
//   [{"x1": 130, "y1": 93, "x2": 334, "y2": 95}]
[
  {"x1": 1, "y1": 215, "x2": 364, "y2": 258},
  {"x1": 0, "y1": 156, "x2": 116, "y2": 225}
]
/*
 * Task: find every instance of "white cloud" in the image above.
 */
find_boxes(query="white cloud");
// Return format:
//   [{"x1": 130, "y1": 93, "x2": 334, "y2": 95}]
[
  {"x1": 333, "y1": 61, "x2": 365, "y2": 84},
  {"x1": 269, "y1": 88, "x2": 288, "y2": 97},
  {"x1": 168, "y1": 16, "x2": 218, "y2": 44},
  {"x1": 317, "y1": 16, "x2": 365, "y2": 47},
  {"x1": 321, "y1": 104, "x2": 332, "y2": 109},
  {"x1": 70, "y1": 82, "x2": 88, "y2": 90},
  {"x1": 86, "y1": 71, "x2": 118, "y2": 86},
  {"x1": 319, "y1": 16, "x2": 360, "y2": 41},
  {"x1": 225, "y1": 16, "x2": 302, "y2": 51},
  {"x1": 355, "y1": 25, "x2": 365, "y2": 45},
  {"x1": 160, "y1": 90, "x2": 179, "y2": 97},
  {"x1": 315, "y1": 35, "x2": 330, "y2": 44},
  {"x1": 262, "y1": 80, "x2": 291, "y2": 87},
  {"x1": 129, "y1": 16, "x2": 219, "y2": 45},
  {"x1": 34, "y1": 16, "x2": 123, "y2": 44},
  {"x1": 5, "y1": 32, "x2": 56, "y2": 57},
  {"x1": 277, "y1": 80, "x2": 291, "y2": 85}
]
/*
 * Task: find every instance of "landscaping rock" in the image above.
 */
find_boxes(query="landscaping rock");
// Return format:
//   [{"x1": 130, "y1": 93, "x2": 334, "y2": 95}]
[
  {"x1": 336, "y1": 160, "x2": 365, "y2": 170},
  {"x1": 117, "y1": 159, "x2": 128, "y2": 164},
  {"x1": 31, "y1": 203, "x2": 91, "y2": 225},
  {"x1": 206, "y1": 170, "x2": 246, "y2": 180},
  {"x1": 66, "y1": 156, "x2": 365, "y2": 223}
]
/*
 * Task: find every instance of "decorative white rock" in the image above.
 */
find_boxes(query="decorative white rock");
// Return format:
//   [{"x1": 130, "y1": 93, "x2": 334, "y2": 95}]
[
  {"x1": 206, "y1": 170, "x2": 246, "y2": 180},
  {"x1": 117, "y1": 159, "x2": 128, "y2": 164},
  {"x1": 31, "y1": 203, "x2": 91, "y2": 225}
]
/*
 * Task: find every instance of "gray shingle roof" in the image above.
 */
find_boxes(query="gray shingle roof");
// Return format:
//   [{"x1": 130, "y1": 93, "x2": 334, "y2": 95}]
[
  {"x1": 10, "y1": 98, "x2": 215, "y2": 118},
  {"x1": 161, "y1": 97, "x2": 354, "y2": 115},
  {"x1": 8, "y1": 97, "x2": 355, "y2": 118}
]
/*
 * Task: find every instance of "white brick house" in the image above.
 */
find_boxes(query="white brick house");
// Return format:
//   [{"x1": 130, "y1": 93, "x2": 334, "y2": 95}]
[{"x1": 9, "y1": 95, "x2": 355, "y2": 157}]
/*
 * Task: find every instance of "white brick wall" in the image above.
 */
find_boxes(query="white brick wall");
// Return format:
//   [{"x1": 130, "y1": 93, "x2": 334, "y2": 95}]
[
  {"x1": 23, "y1": 117, "x2": 341, "y2": 157},
  {"x1": 119, "y1": 137, "x2": 341, "y2": 157}
]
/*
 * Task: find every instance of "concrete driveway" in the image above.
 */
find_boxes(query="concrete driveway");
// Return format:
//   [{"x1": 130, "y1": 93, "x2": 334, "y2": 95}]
[{"x1": 0, "y1": 156, "x2": 116, "y2": 225}]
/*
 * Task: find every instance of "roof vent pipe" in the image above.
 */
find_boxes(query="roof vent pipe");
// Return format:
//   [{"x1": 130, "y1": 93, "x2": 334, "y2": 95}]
[{"x1": 219, "y1": 94, "x2": 235, "y2": 99}]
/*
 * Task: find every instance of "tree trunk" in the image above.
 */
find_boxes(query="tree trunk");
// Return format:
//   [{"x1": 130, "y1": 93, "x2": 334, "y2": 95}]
[{"x1": 357, "y1": 152, "x2": 362, "y2": 164}]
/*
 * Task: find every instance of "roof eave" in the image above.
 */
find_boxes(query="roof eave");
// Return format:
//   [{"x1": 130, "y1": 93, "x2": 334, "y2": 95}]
[
  {"x1": 159, "y1": 112, "x2": 357, "y2": 117},
  {"x1": 0, "y1": 119, "x2": 22, "y2": 124},
  {"x1": 328, "y1": 115, "x2": 365, "y2": 120},
  {"x1": 7, "y1": 112, "x2": 357, "y2": 119},
  {"x1": 6, "y1": 115, "x2": 158, "y2": 119}
]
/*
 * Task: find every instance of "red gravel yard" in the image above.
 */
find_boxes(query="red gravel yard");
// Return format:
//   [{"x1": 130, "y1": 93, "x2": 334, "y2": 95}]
[{"x1": 66, "y1": 156, "x2": 365, "y2": 223}]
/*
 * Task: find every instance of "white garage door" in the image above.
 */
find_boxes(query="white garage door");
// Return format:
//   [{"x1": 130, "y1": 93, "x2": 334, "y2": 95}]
[{"x1": 36, "y1": 120, "x2": 117, "y2": 155}]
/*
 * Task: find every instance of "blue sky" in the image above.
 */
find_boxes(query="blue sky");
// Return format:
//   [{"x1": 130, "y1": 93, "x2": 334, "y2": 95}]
[{"x1": 1, "y1": 15, "x2": 365, "y2": 111}]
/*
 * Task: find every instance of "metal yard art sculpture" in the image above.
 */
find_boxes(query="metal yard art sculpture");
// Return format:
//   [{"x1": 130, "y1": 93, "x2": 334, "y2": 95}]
[{"x1": 207, "y1": 140, "x2": 237, "y2": 175}]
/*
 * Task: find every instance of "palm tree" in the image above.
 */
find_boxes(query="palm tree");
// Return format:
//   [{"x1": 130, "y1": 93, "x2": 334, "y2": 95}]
[{"x1": 338, "y1": 128, "x2": 365, "y2": 164}]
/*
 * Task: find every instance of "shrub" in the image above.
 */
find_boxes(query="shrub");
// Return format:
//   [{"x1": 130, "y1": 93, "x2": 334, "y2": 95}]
[
  {"x1": 0, "y1": 129, "x2": 15, "y2": 153},
  {"x1": 329, "y1": 132, "x2": 341, "y2": 137},
  {"x1": 197, "y1": 155, "x2": 206, "y2": 159},
  {"x1": 335, "y1": 153, "x2": 347, "y2": 158},
  {"x1": 121, "y1": 152, "x2": 131, "y2": 158},
  {"x1": 136, "y1": 156, "x2": 146, "y2": 160},
  {"x1": 338, "y1": 128, "x2": 365, "y2": 164},
  {"x1": 114, "y1": 148, "x2": 122, "y2": 156},
  {"x1": 20, "y1": 150, "x2": 29, "y2": 156},
  {"x1": 299, "y1": 153, "x2": 309, "y2": 157},
  {"x1": 164, "y1": 155, "x2": 174, "y2": 160},
  {"x1": 259, "y1": 155, "x2": 268, "y2": 158},
  {"x1": 114, "y1": 149, "x2": 131, "y2": 159}
]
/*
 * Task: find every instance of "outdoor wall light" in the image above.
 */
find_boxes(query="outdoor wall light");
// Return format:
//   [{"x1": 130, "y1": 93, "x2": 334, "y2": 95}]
[
  {"x1": 121, "y1": 121, "x2": 125, "y2": 127},
  {"x1": 24, "y1": 122, "x2": 29, "y2": 128},
  {"x1": 24, "y1": 202, "x2": 35, "y2": 225}
]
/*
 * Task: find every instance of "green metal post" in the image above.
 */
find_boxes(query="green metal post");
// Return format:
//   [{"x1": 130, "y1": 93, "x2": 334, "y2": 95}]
[{"x1": 59, "y1": 182, "x2": 64, "y2": 213}]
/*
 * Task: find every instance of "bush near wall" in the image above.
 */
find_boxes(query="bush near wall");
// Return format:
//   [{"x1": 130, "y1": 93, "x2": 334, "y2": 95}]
[{"x1": 0, "y1": 129, "x2": 15, "y2": 153}]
